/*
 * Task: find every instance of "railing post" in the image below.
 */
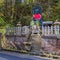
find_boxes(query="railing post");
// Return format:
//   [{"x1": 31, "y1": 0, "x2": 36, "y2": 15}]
[
  {"x1": 57, "y1": 25, "x2": 59, "y2": 34},
  {"x1": 54, "y1": 25, "x2": 59, "y2": 34},
  {"x1": 42, "y1": 25, "x2": 45, "y2": 35},
  {"x1": 48, "y1": 26, "x2": 50, "y2": 35},
  {"x1": 45, "y1": 26, "x2": 47, "y2": 35},
  {"x1": 51, "y1": 26, "x2": 53, "y2": 34}
]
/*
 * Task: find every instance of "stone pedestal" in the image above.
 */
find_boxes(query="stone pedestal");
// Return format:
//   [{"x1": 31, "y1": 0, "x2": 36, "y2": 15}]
[{"x1": 30, "y1": 34, "x2": 41, "y2": 52}]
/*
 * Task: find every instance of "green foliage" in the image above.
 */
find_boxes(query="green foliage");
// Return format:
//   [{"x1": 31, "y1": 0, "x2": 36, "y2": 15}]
[
  {"x1": 0, "y1": 17, "x2": 13, "y2": 28},
  {"x1": 14, "y1": 4, "x2": 32, "y2": 26},
  {"x1": 20, "y1": 16, "x2": 32, "y2": 26},
  {"x1": 0, "y1": 29, "x2": 6, "y2": 35},
  {"x1": 0, "y1": 17, "x2": 6, "y2": 26},
  {"x1": 49, "y1": 0, "x2": 60, "y2": 21},
  {"x1": 0, "y1": 0, "x2": 60, "y2": 27},
  {"x1": 0, "y1": 0, "x2": 4, "y2": 4}
]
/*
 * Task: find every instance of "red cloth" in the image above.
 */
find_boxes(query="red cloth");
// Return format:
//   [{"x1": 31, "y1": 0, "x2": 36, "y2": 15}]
[{"x1": 33, "y1": 14, "x2": 41, "y2": 20}]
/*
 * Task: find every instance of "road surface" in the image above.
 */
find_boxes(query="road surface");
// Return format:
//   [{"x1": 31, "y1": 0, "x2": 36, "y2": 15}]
[{"x1": 0, "y1": 51, "x2": 51, "y2": 60}]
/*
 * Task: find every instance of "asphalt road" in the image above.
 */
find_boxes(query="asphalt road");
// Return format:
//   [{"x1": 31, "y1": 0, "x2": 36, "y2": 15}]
[{"x1": 0, "y1": 52, "x2": 51, "y2": 60}]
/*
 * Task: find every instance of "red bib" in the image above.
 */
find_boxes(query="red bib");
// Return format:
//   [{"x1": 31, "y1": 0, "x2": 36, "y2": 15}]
[{"x1": 33, "y1": 14, "x2": 41, "y2": 20}]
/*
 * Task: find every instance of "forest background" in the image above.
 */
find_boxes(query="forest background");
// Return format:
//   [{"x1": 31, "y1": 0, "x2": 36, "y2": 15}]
[{"x1": 0, "y1": 0, "x2": 60, "y2": 28}]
